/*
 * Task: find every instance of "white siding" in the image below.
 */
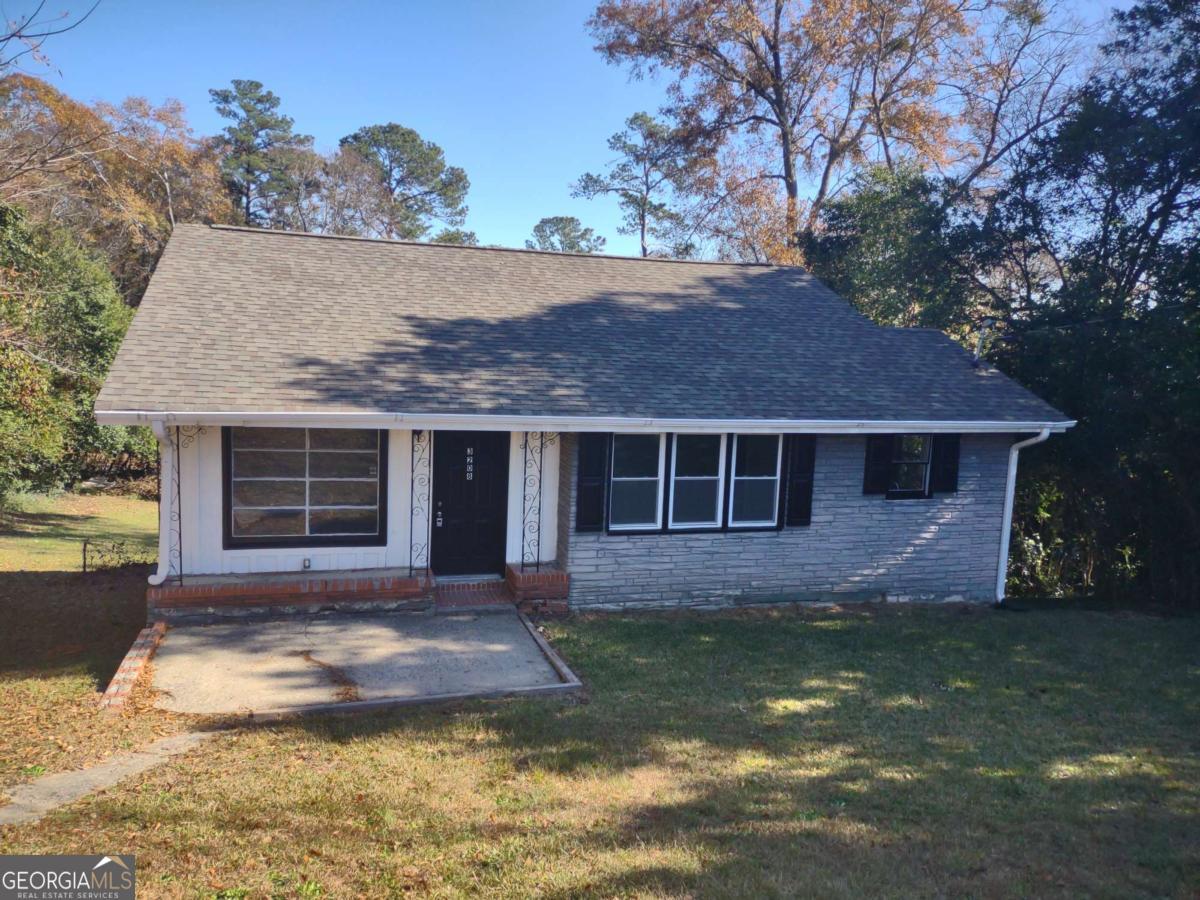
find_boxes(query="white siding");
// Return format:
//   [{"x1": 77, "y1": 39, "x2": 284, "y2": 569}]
[
  {"x1": 173, "y1": 427, "x2": 558, "y2": 576},
  {"x1": 504, "y1": 432, "x2": 560, "y2": 566}
]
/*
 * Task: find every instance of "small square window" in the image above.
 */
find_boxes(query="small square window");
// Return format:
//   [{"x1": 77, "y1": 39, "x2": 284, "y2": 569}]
[
  {"x1": 734, "y1": 435, "x2": 780, "y2": 477},
  {"x1": 891, "y1": 462, "x2": 928, "y2": 493},
  {"x1": 674, "y1": 435, "x2": 722, "y2": 477},
  {"x1": 896, "y1": 435, "x2": 930, "y2": 462},
  {"x1": 732, "y1": 479, "x2": 777, "y2": 523},
  {"x1": 610, "y1": 480, "x2": 661, "y2": 527},
  {"x1": 612, "y1": 434, "x2": 662, "y2": 479}
]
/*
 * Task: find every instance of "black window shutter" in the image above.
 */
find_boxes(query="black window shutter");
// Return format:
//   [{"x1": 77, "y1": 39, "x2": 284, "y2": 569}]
[
  {"x1": 863, "y1": 435, "x2": 894, "y2": 495},
  {"x1": 575, "y1": 432, "x2": 610, "y2": 532},
  {"x1": 930, "y1": 434, "x2": 961, "y2": 494},
  {"x1": 783, "y1": 435, "x2": 816, "y2": 527}
]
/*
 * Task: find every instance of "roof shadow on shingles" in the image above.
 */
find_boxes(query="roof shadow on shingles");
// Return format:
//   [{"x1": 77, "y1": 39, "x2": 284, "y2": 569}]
[
  {"x1": 282, "y1": 265, "x2": 1061, "y2": 423},
  {"x1": 95, "y1": 224, "x2": 1067, "y2": 423}
]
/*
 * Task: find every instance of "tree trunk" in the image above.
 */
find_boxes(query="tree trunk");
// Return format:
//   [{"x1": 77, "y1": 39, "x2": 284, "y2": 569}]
[
  {"x1": 641, "y1": 164, "x2": 651, "y2": 257},
  {"x1": 780, "y1": 129, "x2": 799, "y2": 246},
  {"x1": 807, "y1": 147, "x2": 840, "y2": 234}
]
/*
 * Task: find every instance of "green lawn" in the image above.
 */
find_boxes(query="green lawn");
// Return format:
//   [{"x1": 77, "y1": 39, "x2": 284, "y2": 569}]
[
  {"x1": 3, "y1": 605, "x2": 1198, "y2": 898},
  {"x1": 0, "y1": 491, "x2": 158, "y2": 571}
]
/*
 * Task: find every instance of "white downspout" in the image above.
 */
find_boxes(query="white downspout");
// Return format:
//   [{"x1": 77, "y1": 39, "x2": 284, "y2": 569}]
[
  {"x1": 148, "y1": 420, "x2": 173, "y2": 586},
  {"x1": 995, "y1": 427, "x2": 1052, "y2": 604}
]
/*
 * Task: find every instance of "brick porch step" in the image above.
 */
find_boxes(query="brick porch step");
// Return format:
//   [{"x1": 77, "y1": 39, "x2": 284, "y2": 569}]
[
  {"x1": 148, "y1": 567, "x2": 435, "y2": 622},
  {"x1": 433, "y1": 565, "x2": 571, "y2": 614},
  {"x1": 434, "y1": 578, "x2": 515, "y2": 612}
]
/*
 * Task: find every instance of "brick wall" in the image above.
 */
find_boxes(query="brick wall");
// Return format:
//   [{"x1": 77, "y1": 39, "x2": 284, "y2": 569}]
[{"x1": 556, "y1": 433, "x2": 1012, "y2": 610}]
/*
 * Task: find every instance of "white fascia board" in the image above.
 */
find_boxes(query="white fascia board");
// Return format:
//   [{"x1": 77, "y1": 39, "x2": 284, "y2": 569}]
[{"x1": 95, "y1": 408, "x2": 1076, "y2": 434}]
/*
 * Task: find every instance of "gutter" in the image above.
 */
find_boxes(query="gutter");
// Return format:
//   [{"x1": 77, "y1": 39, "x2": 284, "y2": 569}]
[
  {"x1": 995, "y1": 428, "x2": 1052, "y2": 604},
  {"x1": 94, "y1": 408, "x2": 1076, "y2": 435}
]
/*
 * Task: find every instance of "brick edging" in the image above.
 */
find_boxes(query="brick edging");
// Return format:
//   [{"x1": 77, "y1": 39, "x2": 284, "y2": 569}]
[{"x1": 100, "y1": 621, "x2": 167, "y2": 711}]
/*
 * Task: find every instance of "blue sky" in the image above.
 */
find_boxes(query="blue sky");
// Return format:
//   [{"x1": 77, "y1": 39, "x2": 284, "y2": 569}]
[
  {"x1": 36, "y1": 0, "x2": 670, "y2": 255},
  {"x1": 34, "y1": 0, "x2": 1124, "y2": 255}
]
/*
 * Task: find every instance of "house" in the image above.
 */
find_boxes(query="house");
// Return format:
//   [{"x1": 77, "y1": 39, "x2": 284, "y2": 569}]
[{"x1": 94, "y1": 224, "x2": 1073, "y2": 616}]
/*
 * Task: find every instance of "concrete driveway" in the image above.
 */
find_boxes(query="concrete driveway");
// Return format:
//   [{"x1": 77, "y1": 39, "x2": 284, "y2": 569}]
[{"x1": 151, "y1": 609, "x2": 578, "y2": 715}]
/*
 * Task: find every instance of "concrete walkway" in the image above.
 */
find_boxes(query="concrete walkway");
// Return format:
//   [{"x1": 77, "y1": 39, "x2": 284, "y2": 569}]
[
  {"x1": 0, "y1": 732, "x2": 212, "y2": 827},
  {"x1": 152, "y1": 609, "x2": 575, "y2": 716}
]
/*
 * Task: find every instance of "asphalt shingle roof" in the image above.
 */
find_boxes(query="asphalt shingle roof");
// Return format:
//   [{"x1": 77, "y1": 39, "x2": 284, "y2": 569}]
[{"x1": 95, "y1": 224, "x2": 1070, "y2": 426}]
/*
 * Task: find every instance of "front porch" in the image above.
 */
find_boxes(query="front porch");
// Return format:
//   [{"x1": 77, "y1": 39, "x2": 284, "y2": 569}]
[
  {"x1": 146, "y1": 425, "x2": 569, "y2": 619},
  {"x1": 148, "y1": 606, "x2": 582, "y2": 717}
]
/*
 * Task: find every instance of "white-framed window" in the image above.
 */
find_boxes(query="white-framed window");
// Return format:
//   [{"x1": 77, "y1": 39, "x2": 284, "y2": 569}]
[
  {"x1": 668, "y1": 434, "x2": 726, "y2": 529},
  {"x1": 608, "y1": 433, "x2": 665, "y2": 530},
  {"x1": 728, "y1": 434, "x2": 782, "y2": 527}
]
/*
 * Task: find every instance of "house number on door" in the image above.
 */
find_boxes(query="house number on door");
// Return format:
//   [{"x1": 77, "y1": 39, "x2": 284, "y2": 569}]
[{"x1": 465, "y1": 446, "x2": 474, "y2": 481}]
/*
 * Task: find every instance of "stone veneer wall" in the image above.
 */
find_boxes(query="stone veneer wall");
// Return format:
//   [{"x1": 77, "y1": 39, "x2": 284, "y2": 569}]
[{"x1": 555, "y1": 432, "x2": 1013, "y2": 610}]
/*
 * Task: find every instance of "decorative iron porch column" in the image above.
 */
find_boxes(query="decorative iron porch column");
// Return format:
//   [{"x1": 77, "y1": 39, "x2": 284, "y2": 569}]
[
  {"x1": 520, "y1": 431, "x2": 558, "y2": 572},
  {"x1": 148, "y1": 423, "x2": 204, "y2": 586},
  {"x1": 409, "y1": 429, "x2": 432, "y2": 577}
]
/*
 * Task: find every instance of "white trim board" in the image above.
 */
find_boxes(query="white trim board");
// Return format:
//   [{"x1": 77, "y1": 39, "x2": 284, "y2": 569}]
[{"x1": 96, "y1": 409, "x2": 1075, "y2": 434}]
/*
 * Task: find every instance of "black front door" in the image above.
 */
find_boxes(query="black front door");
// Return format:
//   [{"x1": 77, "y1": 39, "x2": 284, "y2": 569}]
[{"x1": 431, "y1": 431, "x2": 509, "y2": 576}]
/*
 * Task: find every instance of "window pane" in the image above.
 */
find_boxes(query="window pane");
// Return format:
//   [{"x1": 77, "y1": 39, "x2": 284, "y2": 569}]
[
  {"x1": 895, "y1": 435, "x2": 930, "y2": 462},
  {"x1": 672, "y1": 479, "x2": 719, "y2": 524},
  {"x1": 309, "y1": 428, "x2": 378, "y2": 450},
  {"x1": 735, "y1": 435, "x2": 780, "y2": 477},
  {"x1": 310, "y1": 480, "x2": 377, "y2": 507},
  {"x1": 232, "y1": 427, "x2": 305, "y2": 450},
  {"x1": 227, "y1": 427, "x2": 386, "y2": 543},
  {"x1": 309, "y1": 452, "x2": 379, "y2": 478},
  {"x1": 674, "y1": 435, "x2": 721, "y2": 477},
  {"x1": 233, "y1": 450, "x2": 306, "y2": 478},
  {"x1": 732, "y1": 478, "x2": 778, "y2": 523},
  {"x1": 610, "y1": 480, "x2": 659, "y2": 527},
  {"x1": 231, "y1": 480, "x2": 305, "y2": 507},
  {"x1": 232, "y1": 508, "x2": 305, "y2": 536},
  {"x1": 309, "y1": 508, "x2": 378, "y2": 535},
  {"x1": 891, "y1": 462, "x2": 928, "y2": 492},
  {"x1": 612, "y1": 435, "x2": 660, "y2": 478}
]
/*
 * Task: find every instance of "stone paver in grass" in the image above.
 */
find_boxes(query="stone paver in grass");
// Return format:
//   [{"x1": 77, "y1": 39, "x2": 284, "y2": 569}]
[{"x1": 0, "y1": 731, "x2": 211, "y2": 827}]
